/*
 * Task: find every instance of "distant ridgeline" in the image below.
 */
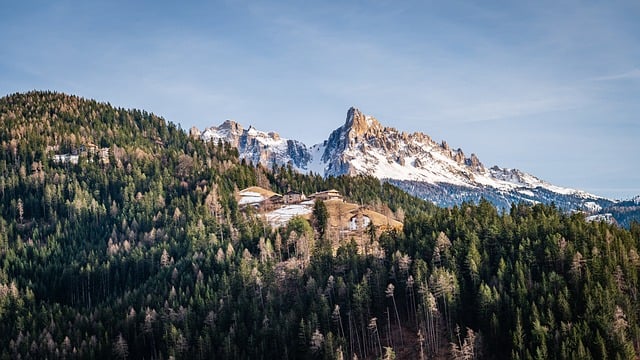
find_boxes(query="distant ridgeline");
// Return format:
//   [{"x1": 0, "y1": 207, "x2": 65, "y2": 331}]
[
  {"x1": 0, "y1": 91, "x2": 639, "y2": 359},
  {"x1": 197, "y1": 106, "x2": 638, "y2": 227}
]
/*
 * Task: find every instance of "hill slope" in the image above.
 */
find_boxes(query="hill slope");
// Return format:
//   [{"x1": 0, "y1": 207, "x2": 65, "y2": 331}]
[{"x1": 1, "y1": 91, "x2": 639, "y2": 359}]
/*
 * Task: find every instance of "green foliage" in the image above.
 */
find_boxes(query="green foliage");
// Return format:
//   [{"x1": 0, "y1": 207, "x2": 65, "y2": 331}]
[
  {"x1": 0, "y1": 91, "x2": 639, "y2": 359},
  {"x1": 313, "y1": 199, "x2": 329, "y2": 240}
]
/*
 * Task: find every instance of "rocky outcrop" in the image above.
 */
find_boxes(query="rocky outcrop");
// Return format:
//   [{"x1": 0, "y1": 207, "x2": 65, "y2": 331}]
[
  {"x1": 189, "y1": 126, "x2": 201, "y2": 139},
  {"x1": 466, "y1": 153, "x2": 483, "y2": 171}
]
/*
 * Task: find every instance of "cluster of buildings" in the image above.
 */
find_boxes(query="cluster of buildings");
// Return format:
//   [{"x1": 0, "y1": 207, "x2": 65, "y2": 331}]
[
  {"x1": 238, "y1": 187, "x2": 344, "y2": 210},
  {"x1": 266, "y1": 189, "x2": 343, "y2": 206},
  {"x1": 51, "y1": 143, "x2": 110, "y2": 165},
  {"x1": 238, "y1": 186, "x2": 403, "y2": 232}
]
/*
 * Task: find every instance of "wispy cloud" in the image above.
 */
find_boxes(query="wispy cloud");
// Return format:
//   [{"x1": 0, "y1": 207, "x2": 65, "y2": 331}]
[
  {"x1": 592, "y1": 69, "x2": 640, "y2": 81},
  {"x1": 438, "y1": 93, "x2": 585, "y2": 124}
]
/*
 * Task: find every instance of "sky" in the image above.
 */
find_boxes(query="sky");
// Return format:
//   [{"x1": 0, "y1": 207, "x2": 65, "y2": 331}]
[{"x1": 1, "y1": 0, "x2": 639, "y2": 200}]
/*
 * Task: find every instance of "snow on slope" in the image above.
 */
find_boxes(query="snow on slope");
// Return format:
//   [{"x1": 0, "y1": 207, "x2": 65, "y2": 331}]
[
  {"x1": 306, "y1": 143, "x2": 327, "y2": 175},
  {"x1": 585, "y1": 213, "x2": 616, "y2": 224},
  {"x1": 265, "y1": 205, "x2": 312, "y2": 227},
  {"x1": 344, "y1": 143, "x2": 469, "y2": 186}
]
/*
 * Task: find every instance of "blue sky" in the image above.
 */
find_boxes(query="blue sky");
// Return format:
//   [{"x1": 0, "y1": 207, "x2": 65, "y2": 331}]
[{"x1": 1, "y1": 0, "x2": 639, "y2": 199}]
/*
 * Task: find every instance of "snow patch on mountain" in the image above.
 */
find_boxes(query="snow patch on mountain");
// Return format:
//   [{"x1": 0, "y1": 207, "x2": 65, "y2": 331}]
[
  {"x1": 585, "y1": 213, "x2": 616, "y2": 225},
  {"x1": 265, "y1": 204, "x2": 313, "y2": 227},
  {"x1": 583, "y1": 201, "x2": 603, "y2": 212},
  {"x1": 306, "y1": 143, "x2": 327, "y2": 175}
]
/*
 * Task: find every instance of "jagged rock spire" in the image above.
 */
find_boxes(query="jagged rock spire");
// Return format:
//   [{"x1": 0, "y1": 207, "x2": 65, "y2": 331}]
[{"x1": 344, "y1": 107, "x2": 382, "y2": 138}]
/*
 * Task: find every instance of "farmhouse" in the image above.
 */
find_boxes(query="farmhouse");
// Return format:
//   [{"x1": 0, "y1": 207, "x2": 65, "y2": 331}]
[
  {"x1": 309, "y1": 189, "x2": 343, "y2": 201},
  {"x1": 268, "y1": 194, "x2": 284, "y2": 204},
  {"x1": 84, "y1": 142, "x2": 99, "y2": 154},
  {"x1": 283, "y1": 191, "x2": 305, "y2": 204}
]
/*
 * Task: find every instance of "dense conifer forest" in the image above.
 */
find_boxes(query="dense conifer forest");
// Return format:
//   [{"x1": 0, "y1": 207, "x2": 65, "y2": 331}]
[{"x1": 1, "y1": 91, "x2": 639, "y2": 359}]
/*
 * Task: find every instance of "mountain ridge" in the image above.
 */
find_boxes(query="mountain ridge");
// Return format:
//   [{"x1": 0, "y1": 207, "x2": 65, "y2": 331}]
[
  {"x1": 199, "y1": 106, "x2": 619, "y2": 214},
  {"x1": 200, "y1": 118, "x2": 312, "y2": 170}
]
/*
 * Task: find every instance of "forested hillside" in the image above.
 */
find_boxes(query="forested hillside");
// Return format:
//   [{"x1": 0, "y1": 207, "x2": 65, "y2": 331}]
[{"x1": 1, "y1": 91, "x2": 639, "y2": 359}]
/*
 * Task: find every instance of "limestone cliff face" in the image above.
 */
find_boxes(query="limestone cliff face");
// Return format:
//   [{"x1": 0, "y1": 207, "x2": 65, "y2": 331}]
[{"x1": 344, "y1": 107, "x2": 383, "y2": 140}]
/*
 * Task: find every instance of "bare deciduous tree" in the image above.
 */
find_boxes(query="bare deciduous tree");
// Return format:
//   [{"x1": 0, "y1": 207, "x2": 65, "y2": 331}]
[
  {"x1": 113, "y1": 333, "x2": 128, "y2": 360},
  {"x1": 310, "y1": 329, "x2": 324, "y2": 353},
  {"x1": 386, "y1": 283, "x2": 404, "y2": 347}
]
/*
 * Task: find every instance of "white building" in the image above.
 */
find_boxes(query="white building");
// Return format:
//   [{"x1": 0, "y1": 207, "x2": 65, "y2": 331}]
[{"x1": 349, "y1": 214, "x2": 371, "y2": 231}]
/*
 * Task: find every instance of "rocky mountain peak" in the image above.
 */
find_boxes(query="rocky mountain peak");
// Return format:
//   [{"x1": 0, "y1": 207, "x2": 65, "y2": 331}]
[
  {"x1": 201, "y1": 119, "x2": 312, "y2": 171},
  {"x1": 189, "y1": 126, "x2": 201, "y2": 138},
  {"x1": 466, "y1": 153, "x2": 483, "y2": 171},
  {"x1": 219, "y1": 120, "x2": 243, "y2": 134},
  {"x1": 344, "y1": 107, "x2": 382, "y2": 139}
]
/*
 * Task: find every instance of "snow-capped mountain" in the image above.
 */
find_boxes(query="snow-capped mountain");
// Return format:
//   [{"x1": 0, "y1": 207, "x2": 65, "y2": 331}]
[
  {"x1": 198, "y1": 107, "x2": 614, "y2": 212},
  {"x1": 200, "y1": 120, "x2": 311, "y2": 170},
  {"x1": 315, "y1": 107, "x2": 611, "y2": 211}
]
